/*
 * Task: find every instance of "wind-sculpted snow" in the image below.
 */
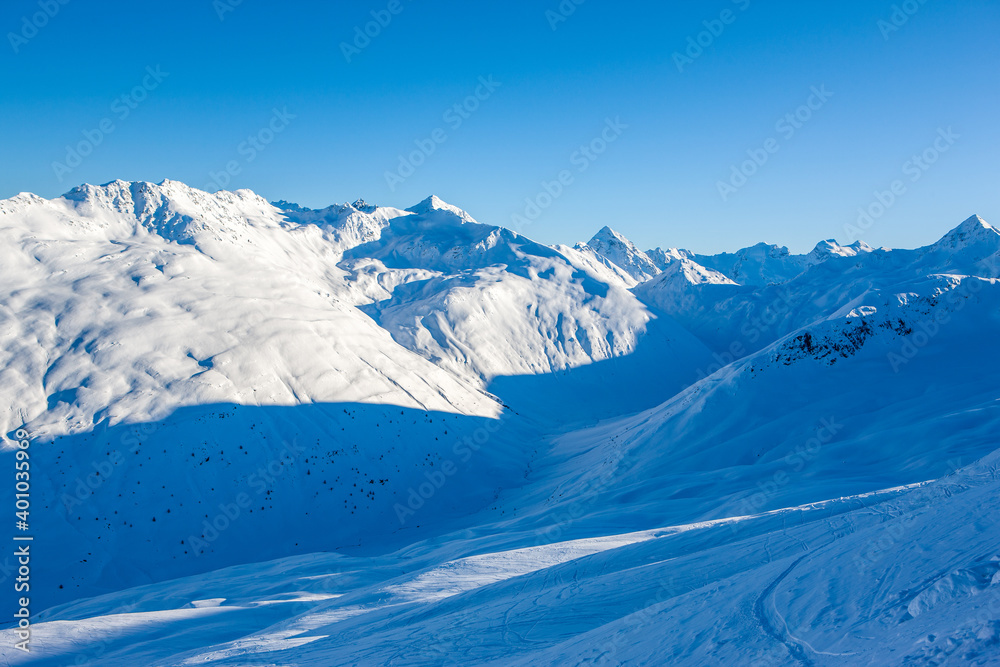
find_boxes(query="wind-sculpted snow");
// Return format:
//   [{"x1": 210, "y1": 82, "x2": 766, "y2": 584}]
[{"x1": 0, "y1": 180, "x2": 998, "y2": 665}]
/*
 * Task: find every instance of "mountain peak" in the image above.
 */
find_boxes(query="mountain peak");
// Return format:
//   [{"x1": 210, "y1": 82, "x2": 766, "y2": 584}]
[
  {"x1": 272, "y1": 199, "x2": 307, "y2": 213},
  {"x1": 660, "y1": 257, "x2": 738, "y2": 287},
  {"x1": 407, "y1": 195, "x2": 448, "y2": 212},
  {"x1": 748, "y1": 242, "x2": 791, "y2": 258},
  {"x1": 933, "y1": 214, "x2": 999, "y2": 252},
  {"x1": 955, "y1": 215, "x2": 1000, "y2": 234},
  {"x1": 351, "y1": 198, "x2": 376, "y2": 213},
  {"x1": 63, "y1": 179, "x2": 204, "y2": 204},
  {"x1": 157, "y1": 178, "x2": 189, "y2": 190},
  {"x1": 53, "y1": 180, "x2": 280, "y2": 246},
  {"x1": 590, "y1": 226, "x2": 631, "y2": 245},
  {"x1": 587, "y1": 226, "x2": 662, "y2": 282},
  {"x1": 808, "y1": 238, "x2": 875, "y2": 263},
  {"x1": 406, "y1": 195, "x2": 476, "y2": 223},
  {"x1": 647, "y1": 247, "x2": 693, "y2": 269}
]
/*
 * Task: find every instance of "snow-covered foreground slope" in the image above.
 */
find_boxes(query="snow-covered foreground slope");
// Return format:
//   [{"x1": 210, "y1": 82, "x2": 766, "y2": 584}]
[
  {"x1": 4, "y1": 451, "x2": 998, "y2": 666},
  {"x1": 1, "y1": 180, "x2": 999, "y2": 665}
]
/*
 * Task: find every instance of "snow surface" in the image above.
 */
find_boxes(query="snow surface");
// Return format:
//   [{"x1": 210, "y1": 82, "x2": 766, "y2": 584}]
[{"x1": 1, "y1": 181, "x2": 999, "y2": 665}]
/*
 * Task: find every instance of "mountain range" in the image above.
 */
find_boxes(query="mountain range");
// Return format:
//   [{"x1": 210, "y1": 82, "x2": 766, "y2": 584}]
[{"x1": 1, "y1": 180, "x2": 999, "y2": 666}]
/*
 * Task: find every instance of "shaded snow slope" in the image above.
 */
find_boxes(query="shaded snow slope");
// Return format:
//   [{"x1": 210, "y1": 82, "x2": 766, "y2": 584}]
[
  {"x1": 0, "y1": 181, "x2": 707, "y2": 608},
  {"x1": 5, "y1": 450, "x2": 998, "y2": 666}
]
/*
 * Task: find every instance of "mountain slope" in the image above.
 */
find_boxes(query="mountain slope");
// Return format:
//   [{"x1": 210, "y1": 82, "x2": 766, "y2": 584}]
[
  {"x1": 0, "y1": 181, "x2": 707, "y2": 606},
  {"x1": 337, "y1": 200, "x2": 714, "y2": 422},
  {"x1": 0, "y1": 180, "x2": 499, "y2": 440}
]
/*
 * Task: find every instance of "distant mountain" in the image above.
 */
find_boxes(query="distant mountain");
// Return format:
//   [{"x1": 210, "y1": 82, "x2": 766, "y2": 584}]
[
  {"x1": 584, "y1": 225, "x2": 664, "y2": 282},
  {"x1": 920, "y1": 214, "x2": 1000, "y2": 271},
  {"x1": 806, "y1": 238, "x2": 874, "y2": 264},
  {"x1": 581, "y1": 225, "x2": 878, "y2": 288},
  {"x1": 633, "y1": 257, "x2": 738, "y2": 314}
]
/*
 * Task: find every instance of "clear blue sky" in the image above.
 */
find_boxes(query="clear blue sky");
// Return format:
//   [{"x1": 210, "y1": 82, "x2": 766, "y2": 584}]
[{"x1": 1, "y1": 0, "x2": 997, "y2": 253}]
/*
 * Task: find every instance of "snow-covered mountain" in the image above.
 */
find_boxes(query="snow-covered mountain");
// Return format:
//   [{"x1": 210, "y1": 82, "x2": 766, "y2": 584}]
[
  {"x1": 580, "y1": 224, "x2": 879, "y2": 289},
  {"x1": 806, "y1": 237, "x2": 875, "y2": 264},
  {"x1": 583, "y1": 226, "x2": 666, "y2": 282},
  {"x1": 1, "y1": 181, "x2": 998, "y2": 666}
]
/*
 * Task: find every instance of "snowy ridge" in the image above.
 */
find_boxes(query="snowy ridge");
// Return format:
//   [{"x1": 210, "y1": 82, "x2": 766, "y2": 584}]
[
  {"x1": 275, "y1": 198, "x2": 411, "y2": 251},
  {"x1": 647, "y1": 245, "x2": 694, "y2": 269},
  {"x1": 693, "y1": 242, "x2": 808, "y2": 286},
  {"x1": 405, "y1": 194, "x2": 478, "y2": 223},
  {"x1": 806, "y1": 237, "x2": 875, "y2": 264},
  {"x1": 633, "y1": 257, "x2": 738, "y2": 312},
  {"x1": 921, "y1": 214, "x2": 1000, "y2": 273}
]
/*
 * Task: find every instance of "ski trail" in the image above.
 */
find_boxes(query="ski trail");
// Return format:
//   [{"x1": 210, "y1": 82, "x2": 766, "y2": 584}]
[
  {"x1": 754, "y1": 554, "x2": 857, "y2": 665},
  {"x1": 753, "y1": 555, "x2": 815, "y2": 666}
]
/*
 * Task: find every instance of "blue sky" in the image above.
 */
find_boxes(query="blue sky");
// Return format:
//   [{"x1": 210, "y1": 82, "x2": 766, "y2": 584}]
[{"x1": 1, "y1": 0, "x2": 997, "y2": 253}]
